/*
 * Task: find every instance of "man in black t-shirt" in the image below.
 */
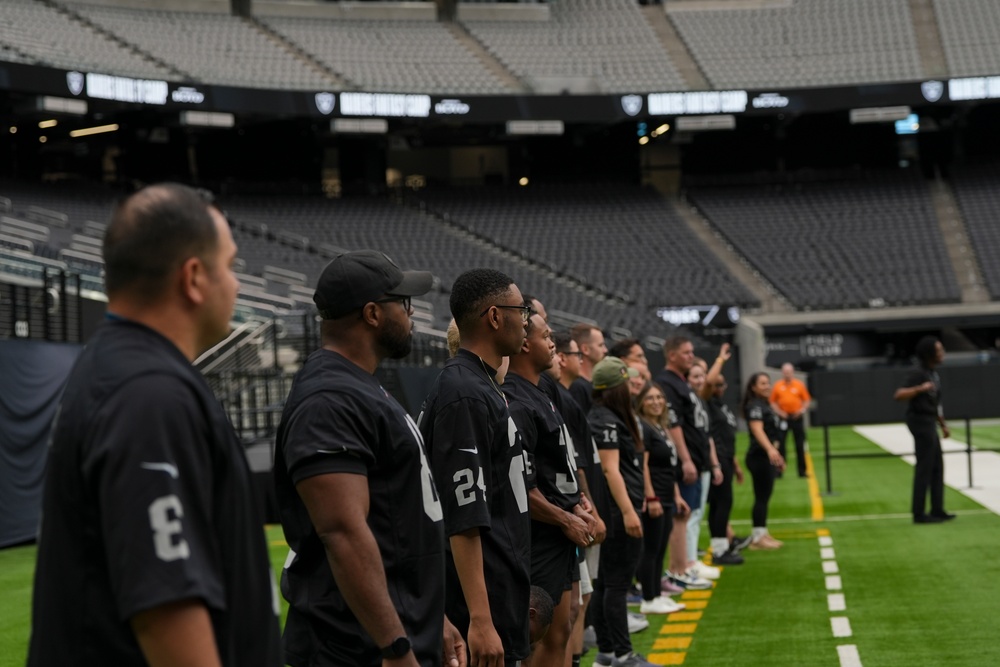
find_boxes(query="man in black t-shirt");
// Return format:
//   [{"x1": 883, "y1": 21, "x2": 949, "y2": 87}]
[
  {"x1": 568, "y1": 323, "x2": 607, "y2": 413},
  {"x1": 506, "y1": 311, "x2": 596, "y2": 666},
  {"x1": 419, "y1": 268, "x2": 532, "y2": 666},
  {"x1": 28, "y1": 184, "x2": 282, "y2": 667},
  {"x1": 894, "y1": 336, "x2": 954, "y2": 524},
  {"x1": 275, "y1": 250, "x2": 463, "y2": 667}
]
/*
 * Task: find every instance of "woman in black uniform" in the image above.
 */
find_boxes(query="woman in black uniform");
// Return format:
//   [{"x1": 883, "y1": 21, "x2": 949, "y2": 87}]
[
  {"x1": 742, "y1": 372, "x2": 786, "y2": 550},
  {"x1": 635, "y1": 382, "x2": 688, "y2": 615},
  {"x1": 894, "y1": 336, "x2": 954, "y2": 524},
  {"x1": 588, "y1": 358, "x2": 657, "y2": 667}
]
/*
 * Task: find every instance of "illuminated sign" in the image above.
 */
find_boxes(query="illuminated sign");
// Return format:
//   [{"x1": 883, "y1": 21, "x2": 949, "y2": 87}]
[
  {"x1": 434, "y1": 99, "x2": 471, "y2": 115},
  {"x1": 340, "y1": 92, "x2": 431, "y2": 118},
  {"x1": 648, "y1": 90, "x2": 747, "y2": 115},
  {"x1": 85, "y1": 73, "x2": 168, "y2": 105},
  {"x1": 920, "y1": 80, "x2": 944, "y2": 102},
  {"x1": 314, "y1": 92, "x2": 335, "y2": 115},
  {"x1": 655, "y1": 305, "x2": 739, "y2": 328},
  {"x1": 948, "y1": 76, "x2": 1000, "y2": 101},
  {"x1": 621, "y1": 95, "x2": 643, "y2": 116},
  {"x1": 171, "y1": 86, "x2": 205, "y2": 104},
  {"x1": 751, "y1": 93, "x2": 789, "y2": 109}
]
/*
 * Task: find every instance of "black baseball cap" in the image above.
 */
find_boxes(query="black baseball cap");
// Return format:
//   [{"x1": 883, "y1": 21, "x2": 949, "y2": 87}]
[{"x1": 313, "y1": 250, "x2": 433, "y2": 319}]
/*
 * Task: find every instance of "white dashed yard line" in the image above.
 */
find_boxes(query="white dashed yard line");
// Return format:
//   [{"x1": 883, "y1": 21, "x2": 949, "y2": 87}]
[
  {"x1": 831, "y1": 617, "x2": 853, "y2": 638},
  {"x1": 838, "y1": 645, "x2": 863, "y2": 667},
  {"x1": 818, "y1": 532, "x2": 864, "y2": 666}
]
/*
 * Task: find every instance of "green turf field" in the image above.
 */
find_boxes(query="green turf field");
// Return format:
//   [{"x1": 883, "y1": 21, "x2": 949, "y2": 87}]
[{"x1": 3, "y1": 424, "x2": 999, "y2": 667}]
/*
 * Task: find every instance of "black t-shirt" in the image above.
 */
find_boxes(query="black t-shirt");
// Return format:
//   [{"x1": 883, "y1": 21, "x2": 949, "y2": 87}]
[
  {"x1": 745, "y1": 396, "x2": 783, "y2": 449},
  {"x1": 903, "y1": 366, "x2": 942, "y2": 420},
  {"x1": 275, "y1": 349, "x2": 446, "y2": 667},
  {"x1": 656, "y1": 369, "x2": 711, "y2": 472},
  {"x1": 28, "y1": 320, "x2": 282, "y2": 667},
  {"x1": 588, "y1": 404, "x2": 645, "y2": 511},
  {"x1": 708, "y1": 396, "x2": 738, "y2": 460},
  {"x1": 557, "y1": 384, "x2": 609, "y2": 518},
  {"x1": 417, "y1": 349, "x2": 531, "y2": 661},
  {"x1": 641, "y1": 421, "x2": 677, "y2": 501},
  {"x1": 569, "y1": 377, "x2": 593, "y2": 414}
]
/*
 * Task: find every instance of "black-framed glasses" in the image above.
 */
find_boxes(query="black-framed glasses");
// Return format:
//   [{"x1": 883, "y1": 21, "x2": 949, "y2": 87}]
[
  {"x1": 374, "y1": 295, "x2": 412, "y2": 312},
  {"x1": 560, "y1": 350, "x2": 584, "y2": 358},
  {"x1": 480, "y1": 304, "x2": 532, "y2": 322}
]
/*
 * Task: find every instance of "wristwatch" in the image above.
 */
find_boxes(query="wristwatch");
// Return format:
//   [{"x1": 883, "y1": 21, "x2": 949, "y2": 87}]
[{"x1": 381, "y1": 636, "x2": 411, "y2": 659}]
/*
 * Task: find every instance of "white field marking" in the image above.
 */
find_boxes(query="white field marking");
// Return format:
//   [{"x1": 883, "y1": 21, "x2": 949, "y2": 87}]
[
  {"x1": 837, "y1": 644, "x2": 863, "y2": 667},
  {"x1": 825, "y1": 575, "x2": 843, "y2": 591},
  {"x1": 821, "y1": 547, "x2": 836, "y2": 560},
  {"x1": 729, "y1": 508, "x2": 990, "y2": 526},
  {"x1": 828, "y1": 593, "x2": 846, "y2": 612},
  {"x1": 819, "y1": 536, "x2": 834, "y2": 547},
  {"x1": 831, "y1": 617, "x2": 853, "y2": 638},
  {"x1": 823, "y1": 560, "x2": 840, "y2": 574}
]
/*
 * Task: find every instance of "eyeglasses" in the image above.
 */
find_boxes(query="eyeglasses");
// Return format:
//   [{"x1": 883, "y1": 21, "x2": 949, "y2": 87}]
[
  {"x1": 480, "y1": 304, "x2": 532, "y2": 322},
  {"x1": 560, "y1": 351, "x2": 584, "y2": 358},
  {"x1": 373, "y1": 295, "x2": 412, "y2": 312}
]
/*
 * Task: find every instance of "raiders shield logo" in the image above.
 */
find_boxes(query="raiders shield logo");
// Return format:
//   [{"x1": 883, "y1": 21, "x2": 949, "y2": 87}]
[
  {"x1": 621, "y1": 94, "x2": 643, "y2": 117},
  {"x1": 66, "y1": 71, "x2": 84, "y2": 96},
  {"x1": 921, "y1": 80, "x2": 944, "y2": 103},
  {"x1": 314, "y1": 92, "x2": 335, "y2": 115}
]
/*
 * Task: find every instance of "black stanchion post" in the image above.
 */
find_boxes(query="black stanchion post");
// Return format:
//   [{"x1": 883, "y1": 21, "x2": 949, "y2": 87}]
[
  {"x1": 824, "y1": 425, "x2": 832, "y2": 494},
  {"x1": 966, "y1": 417, "x2": 973, "y2": 489}
]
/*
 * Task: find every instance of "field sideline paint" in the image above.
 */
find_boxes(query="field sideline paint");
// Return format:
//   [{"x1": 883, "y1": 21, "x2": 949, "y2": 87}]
[{"x1": 805, "y1": 451, "x2": 825, "y2": 520}]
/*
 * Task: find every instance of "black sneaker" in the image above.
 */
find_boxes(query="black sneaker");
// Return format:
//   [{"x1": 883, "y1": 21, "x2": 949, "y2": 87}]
[
  {"x1": 914, "y1": 514, "x2": 945, "y2": 524},
  {"x1": 731, "y1": 535, "x2": 753, "y2": 552},
  {"x1": 712, "y1": 549, "x2": 745, "y2": 566},
  {"x1": 930, "y1": 511, "x2": 957, "y2": 520}
]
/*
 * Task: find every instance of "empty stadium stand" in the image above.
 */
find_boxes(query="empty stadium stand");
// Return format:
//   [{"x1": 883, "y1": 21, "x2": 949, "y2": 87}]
[
  {"x1": 932, "y1": 0, "x2": 1000, "y2": 77},
  {"x1": 0, "y1": 0, "x2": 170, "y2": 79},
  {"x1": 686, "y1": 170, "x2": 962, "y2": 310},
  {"x1": 460, "y1": 0, "x2": 687, "y2": 93},
  {"x1": 668, "y1": 0, "x2": 925, "y2": 89},
  {"x1": 949, "y1": 164, "x2": 1000, "y2": 300},
  {"x1": 66, "y1": 3, "x2": 328, "y2": 90}
]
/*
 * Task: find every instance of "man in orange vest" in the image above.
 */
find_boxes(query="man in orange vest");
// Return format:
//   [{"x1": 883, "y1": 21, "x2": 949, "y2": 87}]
[{"x1": 769, "y1": 363, "x2": 812, "y2": 478}]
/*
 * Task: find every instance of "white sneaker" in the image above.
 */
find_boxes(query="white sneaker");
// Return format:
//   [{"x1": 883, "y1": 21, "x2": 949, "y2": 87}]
[
  {"x1": 668, "y1": 570, "x2": 712, "y2": 590},
  {"x1": 639, "y1": 596, "x2": 686, "y2": 614},
  {"x1": 627, "y1": 611, "x2": 649, "y2": 633},
  {"x1": 688, "y1": 561, "x2": 720, "y2": 580}
]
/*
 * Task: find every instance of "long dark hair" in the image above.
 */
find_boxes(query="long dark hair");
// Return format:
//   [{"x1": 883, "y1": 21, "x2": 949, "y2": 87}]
[
  {"x1": 594, "y1": 382, "x2": 643, "y2": 452},
  {"x1": 741, "y1": 372, "x2": 769, "y2": 416},
  {"x1": 636, "y1": 381, "x2": 670, "y2": 435},
  {"x1": 915, "y1": 336, "x2": 940, "y2": 367}
]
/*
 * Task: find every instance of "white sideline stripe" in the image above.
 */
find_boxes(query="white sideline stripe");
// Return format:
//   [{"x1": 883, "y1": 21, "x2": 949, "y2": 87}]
[
  {"x1": 729, "y1": 508, "x2": 990, "y2": 526},
  {"x1": 831, "y1": 616, "x2": 853, "y2": 638},
  {"x1": 823, "y1": 560, "x2": 840, "y2": 574},
  {"x1": 838, "y1": 644, "x2": 863, "y2": 667},
  {"x1": 821, "y1": 547, "x2": 836, "y2": 559},
  {"x1": 819, "y1": 536, "x2": 834, "y2": 546},
  {"x1": 854, "y1": 424, "x2": 1000, "y2": 516},
  {"x1": 826, "y1": 575, "x2": 843, "y2": 590},
  {"x1": 828, "y1": 593, "x2": 846, "y2": 612}
]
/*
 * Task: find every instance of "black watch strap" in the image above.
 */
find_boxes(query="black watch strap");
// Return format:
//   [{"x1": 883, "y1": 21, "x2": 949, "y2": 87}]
[{"x1": 381, "y1": 636, "x2": 411, "y2": 659}]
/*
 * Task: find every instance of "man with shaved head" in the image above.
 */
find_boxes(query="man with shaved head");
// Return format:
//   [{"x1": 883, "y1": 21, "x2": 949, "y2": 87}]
[{"x1": 28, "y1": 184, "x2": 282, "y2": 667}]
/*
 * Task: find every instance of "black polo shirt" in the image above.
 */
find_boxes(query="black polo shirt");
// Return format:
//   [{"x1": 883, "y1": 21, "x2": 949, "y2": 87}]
[
  {"x1": 275, "y1": 349, "x2": 446, "y2": 666},
  {"x1": 418, "y1": 349, "x2": 531, "y2": 662},
  {"x1": 28, "y1": 319, "x2": 281, "y2": 667},
  {"x1": 903, "y1": 366, "x2": 942, "y2": 421}
]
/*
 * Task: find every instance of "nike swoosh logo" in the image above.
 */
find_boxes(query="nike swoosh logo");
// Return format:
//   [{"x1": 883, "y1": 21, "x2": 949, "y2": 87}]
[
  {"x1": 458, "y1": 447, "x2": 479, "y2": 454},
  {"x1": 140, "y1": 462, "x2": 179, "y2": 479}
]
